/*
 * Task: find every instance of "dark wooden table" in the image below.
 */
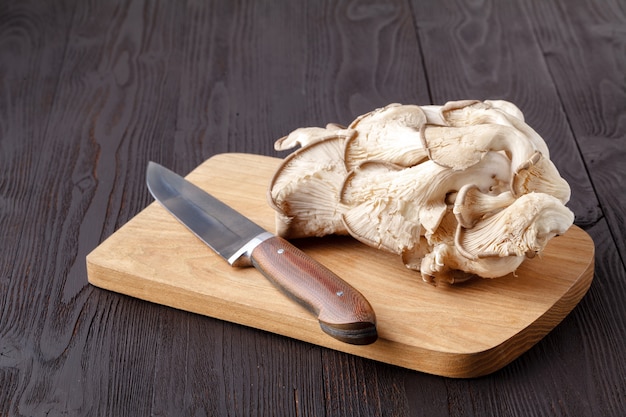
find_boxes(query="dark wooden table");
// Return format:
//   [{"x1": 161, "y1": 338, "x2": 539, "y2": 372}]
[{"x1": 1, "y1": 0, "x2": 624, "y2": 415}]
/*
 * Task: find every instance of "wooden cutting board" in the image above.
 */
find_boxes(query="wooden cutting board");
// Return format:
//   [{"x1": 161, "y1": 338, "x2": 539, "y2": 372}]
[{"x1": 86, "y1": 153, "x2": 595, "y2": 378}]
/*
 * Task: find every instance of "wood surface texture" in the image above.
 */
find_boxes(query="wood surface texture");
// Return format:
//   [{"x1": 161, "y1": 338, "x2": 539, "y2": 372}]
[
  {"x1": 87, "y1": 153, "x2": 594, "y2": 378},
  {"x1": 1, "y1": 0, "x2": 624, "y2": 415}
]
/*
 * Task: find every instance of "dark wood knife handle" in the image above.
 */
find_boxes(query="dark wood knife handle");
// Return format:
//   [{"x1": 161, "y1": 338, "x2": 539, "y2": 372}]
[{"x1": 250, "y1": 236, "x2": 377, "y2": 345}]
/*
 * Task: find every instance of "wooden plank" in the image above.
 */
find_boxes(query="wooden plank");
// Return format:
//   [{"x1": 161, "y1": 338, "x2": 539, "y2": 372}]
[
  {"x1": 518, "y1": 3, "x2": 626, "y2": 414},
  {"x1": 0, "y1": 1, "x2": 78, "y2": 414},
  {"x1": 411, "y1": 0, "x2": 601, "y2": 228},
  {"x1": 87, "y1": 153, "x2": 595, "y2": 378},
  {"x1": 172, "y1": 0, "x2": 433, "y2": 172},
  {"x1": 0, "y1": 0, "x2": 74, "y2": 279},
  {"x1": 0, "y1": 1, "x2": 186, "y2": 415},
  {"x1": 521, "y1": 0, "x2": 626, "y2": 261}
]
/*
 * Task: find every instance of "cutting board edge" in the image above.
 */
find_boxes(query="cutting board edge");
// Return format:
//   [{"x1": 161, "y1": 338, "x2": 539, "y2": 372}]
[
  {"x1": 86, "y1": 244, "x2": 594, "y2": 378},
  {"x1": 465, "y1": 252, "x2": 594, "y2": 377}
]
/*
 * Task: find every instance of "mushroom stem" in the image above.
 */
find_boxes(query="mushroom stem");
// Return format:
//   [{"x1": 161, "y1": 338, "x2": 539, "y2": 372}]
[{"x1": 454, "y1": 184, "x2": 516, "y2": 229}]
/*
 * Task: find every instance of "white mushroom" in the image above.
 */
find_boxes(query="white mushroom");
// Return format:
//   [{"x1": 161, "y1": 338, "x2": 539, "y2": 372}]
[
  {"x1": 269, "y1": 136, "x2": 348, "y2": 238},
  {"x1": 344, "y1": 103, "x2": 429, "y2": 169},
  {"x1": 421, "y1": 123, "x2": 537, "y2": 173},
  {"x1": 454, "y1": 192, "x2": 575, "y2": 260},
  {"x1": 419, "y1": 244, "x2": 526, "y2": 283},
  {"x1": 340, "y1": 151, "x2": 511, "y2": 254},
  {"x1": 439, "y1": 100, "x2": 550, "y2": 157},
  {"x1": 453, "y1": 184, "x2": 516, "y2": 229},
  {"x1": 274, "y1": 125, "x2": 354, "y2": 151},
  {"x1": 513, "y1": 152, "x2": 571, "y2": 203},
  {"x1": 484, "y1": 99, "x2": 525, "y2": 121},
  {"x1": 267, "y1": 100, "x2": 574, "y2": 283}
]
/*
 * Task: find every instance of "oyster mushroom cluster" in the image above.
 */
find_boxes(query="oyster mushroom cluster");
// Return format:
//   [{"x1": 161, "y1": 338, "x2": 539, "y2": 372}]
[{"x1": 268, "y1": 100, "x2": 574, "y2": 284}]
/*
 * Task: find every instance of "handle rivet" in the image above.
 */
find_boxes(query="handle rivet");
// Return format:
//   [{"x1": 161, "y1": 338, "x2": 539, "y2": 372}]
[
  {"x1": 336, "y1": 291, "x2": 344, "y2": 297},
  {"x1": 277, "y1": 248, "x2": 285, "y2": 254}
]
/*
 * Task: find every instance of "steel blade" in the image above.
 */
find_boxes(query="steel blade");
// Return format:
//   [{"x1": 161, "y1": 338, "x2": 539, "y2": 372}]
[{"x1": 146, "y1": 162, "x2": 266, "y2": 263}]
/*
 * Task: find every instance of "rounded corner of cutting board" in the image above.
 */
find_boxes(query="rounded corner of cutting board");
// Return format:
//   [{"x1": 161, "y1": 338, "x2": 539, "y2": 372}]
[{"x1": 85, "y1": 152, "x2": 596, "y2": 378}]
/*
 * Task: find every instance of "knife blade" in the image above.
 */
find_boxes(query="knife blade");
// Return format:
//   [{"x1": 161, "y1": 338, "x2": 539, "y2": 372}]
[{"x1": 146, "y1": 162, "x2": 377, "y2": 345}]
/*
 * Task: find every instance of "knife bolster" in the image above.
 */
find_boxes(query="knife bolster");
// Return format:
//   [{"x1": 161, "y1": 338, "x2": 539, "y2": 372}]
[{"x1": 229, "y1": 231, "x2": 274, "y2": 267}]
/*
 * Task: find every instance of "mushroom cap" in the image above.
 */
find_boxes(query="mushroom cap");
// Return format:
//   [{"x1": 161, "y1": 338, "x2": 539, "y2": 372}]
[
  {"x1": 267, "y1": 101, "x2": 573, "y2": 282},
  {"x1": 268, "y1": 136, "x2": 349, "y2": 238},
  {"x1": 345, "y1": 103, "x2": 429, "y2": 169},
  {"x1": 455, "y1": 192, "x2": 574, "y2": 259},
  {"x1": 274, "y1": 126, "x2": 354, "y2": 151},
  {"x1": 422, "y1": 123, "x2": 537, "y2": 172},
  {"x1": 420, "y1": 243, "x2": 526, "y2": 282},
  {"x1": 513, "y1": 152, "x2": 571, "y2": 203},
  {"x1": 340, "y1": 151, "x2": 511, "y2": 254},
  {"x1": 438, "y1": 100, "x2": 551, "y2": 157}
]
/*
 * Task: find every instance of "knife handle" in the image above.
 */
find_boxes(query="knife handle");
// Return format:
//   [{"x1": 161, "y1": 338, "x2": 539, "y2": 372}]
[{"x1": 249, "y1": 236, "x2": 377, "y2": 345}]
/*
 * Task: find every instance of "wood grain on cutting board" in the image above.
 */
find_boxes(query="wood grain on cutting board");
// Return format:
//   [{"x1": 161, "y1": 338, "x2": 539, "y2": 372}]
[{"x1": 86, "y1": 153, "x2": 594, "y2": 377}]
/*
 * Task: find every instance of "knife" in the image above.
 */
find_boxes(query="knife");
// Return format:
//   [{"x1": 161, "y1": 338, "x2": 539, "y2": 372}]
[{"x1": 146, "y1": 162, "x2": 377, "y2": 345}]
